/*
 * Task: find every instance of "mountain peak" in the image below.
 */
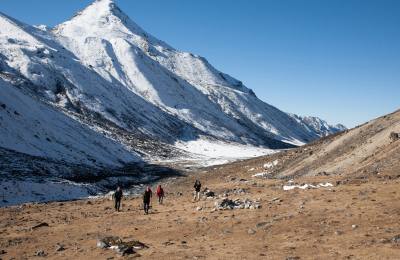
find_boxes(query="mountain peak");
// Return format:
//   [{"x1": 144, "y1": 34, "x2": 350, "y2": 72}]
[
  {"x1": 82, "y1": 0, "x2": 118, "y2": 16},
  {"x1": 54, "y1": 0, "x2": 150, "y2": 42},
  {"x1": 71, "y1": 0, "x2": 126, "y2": 22}
]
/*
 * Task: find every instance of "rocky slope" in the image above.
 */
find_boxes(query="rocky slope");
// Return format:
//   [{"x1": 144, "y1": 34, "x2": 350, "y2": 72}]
[{"x1": 245, "y1": 109, "x2": 400, "y2": 180}]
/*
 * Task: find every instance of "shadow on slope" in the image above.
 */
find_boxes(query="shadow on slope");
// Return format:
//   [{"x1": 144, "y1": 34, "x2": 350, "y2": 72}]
[{"x1": 0, "y1": 147, "x2": 184, "y2": 206}]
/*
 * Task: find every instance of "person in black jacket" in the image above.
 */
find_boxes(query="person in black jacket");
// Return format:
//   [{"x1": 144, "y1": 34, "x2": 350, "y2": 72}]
[
  {"x1": 143, "y1": 186, "x2": 152, "y2": 214},
  {"x1": 193, "y1": 180, "x2": 201, "y2": 201},
  {"x1": 113, "y1": 186, "x2": 123, "y2": 212}
]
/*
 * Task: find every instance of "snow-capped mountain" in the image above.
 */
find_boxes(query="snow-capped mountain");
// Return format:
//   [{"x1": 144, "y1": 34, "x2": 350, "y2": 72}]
[
  {"x1": 0, "y1": 0, "x2": 349, "y2": 206},
  {"x1": 0, "y1": 0, "x2": 345, "y2": 171},
  {"x1": 52, "y1": 0, "x2": 330, "y2": 146},
  {"x1": 289, "y1": 114, "x2": 346, "y2": 138}
]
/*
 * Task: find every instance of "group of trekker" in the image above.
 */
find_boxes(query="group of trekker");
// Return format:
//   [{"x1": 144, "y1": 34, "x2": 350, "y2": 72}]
[
  {"x1": 112, "y1": 179, "x2": 202, "y2": 214},
  {"x1": 112, "y1": 184, "x2": 166, "y2": 214}
]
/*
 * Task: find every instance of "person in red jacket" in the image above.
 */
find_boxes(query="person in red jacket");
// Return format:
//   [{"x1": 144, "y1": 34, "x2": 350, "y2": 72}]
[{"x1": 156, "y1": 185, "x2": 165, "y2": 204}]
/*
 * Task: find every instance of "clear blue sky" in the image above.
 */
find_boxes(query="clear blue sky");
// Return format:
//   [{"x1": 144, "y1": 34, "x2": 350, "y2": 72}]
[{"x1": 1, "y1": 0, "x2": 399, "y2": 127}]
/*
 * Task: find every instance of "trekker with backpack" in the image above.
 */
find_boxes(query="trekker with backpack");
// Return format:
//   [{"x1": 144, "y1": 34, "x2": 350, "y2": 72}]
[
  {"x1": 193, "y1": 180, "x2": 202, "y2": 201},
  {"x1": 143, "y1": 186, "x2": 152, "y2": 214},
  {"x1": 156, "y1": 185, "x2": 165, "y2": 204},
  {"x1": 113, "y1": 186, "x2": 123, "y2": 212}
]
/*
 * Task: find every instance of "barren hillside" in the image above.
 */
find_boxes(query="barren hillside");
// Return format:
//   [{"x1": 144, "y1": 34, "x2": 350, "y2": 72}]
[{"x1": 243, "y1": 109, "x2": 400, "y2": 180}]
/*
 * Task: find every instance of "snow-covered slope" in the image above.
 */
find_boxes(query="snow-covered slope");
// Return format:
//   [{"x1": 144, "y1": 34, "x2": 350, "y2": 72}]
[
  {"x1": 0, "y1": 0, "x2": 344, "y2": 171},
  {"x1": 289, "y1": 114, "x2": 346, "y2": 138},
  {"x1": 0, "y1": 11, "x2": 198, "y2": 143},
  {"x1": 52, "y1": 0, "x2": 328, "y2": 147},
  {"x1": 0, "y1": 78, "x2": 138, "y2": 167}
]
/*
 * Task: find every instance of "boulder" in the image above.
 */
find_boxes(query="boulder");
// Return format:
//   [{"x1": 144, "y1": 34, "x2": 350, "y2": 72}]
[
  {"x1": 97, "y1": 236, "x2": 122, "y2": 248},
  {"x1": 31, "y1": 222, "x2": 49, "y2": 230},
  {"x1": 255, "y1": 222, "x2": 269, "y2": 229},
  {"x1": 124, "y1": 240, "x2": 148, "y2": 250},
  {"x1": 35, "y1": 250, "x2": 46, "y2": 257},
  {"x1": 55, "y1": 244, "x2": 65, "y2": 252},
  {"x1": 97, "y1": 240, "x2": 108, "y2": 249},
  {"x1": 97, "y1": 236, "x2": 147, "y2": 256},
  {"x1": 390, "y1": 132, "x2": 399, "y2": 142},
  {"x1": 111, "y1": 244, "x2": 135, "y2": 256},
  {"x1": 247, "y1": 228, "x2": 256, "y2": 235},
  {"x1": 392, "y1": 234, "x2": 400, "y2": 244}
]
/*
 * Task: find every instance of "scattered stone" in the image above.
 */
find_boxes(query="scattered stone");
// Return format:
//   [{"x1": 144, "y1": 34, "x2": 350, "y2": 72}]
[
  {"x1": 247, "y1": 228, "x2": 256, "y2": 235},
  {"x1": 196, "y1": 206, "x2": 203, "y2": 211},
  {"x1": 222, "y1": 188, "x2": 248, "y2": 197},
  {"x1": 202, "y1": 188, "x2": 216, "y2": 198},
  {"x1": 378, "y1": 238, "x2": 390, "y2": 244},
  {"x1": 0, "y1": 249, "x2": 6, "y2": 255},
  {"x1": 352, "y1": 224, "x2": 358, "y2": 229},
  {"x1": 255, "y1": 222, "x2": 269, "y2": 229},
  {"x1": 125, "y1": 240, "x2": 148, "y2": 250},
  {"x1": 112, "y1": 244, "x2": 135, "y2": 256},
  {"x1": 335, "y1": 230, "x2": 343, "y2": 236},
  {"x1": 55, "y1": 244, "x2": 65, "y2": 252},
  {"x1": 392, "y1": 235, "x2": 400, "y2": 244},
  {"x1": 97, "y1": 236, "x2": 147, "y2": 256},
  {"x1": 31, "y1": 222, "x2": 49, "y2": 230},
  {"x1": 35, "y1": 250, "x2": 46, "y2": 257},
  {"x1": 222, "y1": 229, "x2": 232, "y2": 234},
  {"x1": 162, "y1": 241, "x2": 174, "y2": 246},
  {"x1": 271, "y1": 197, "x2": 281, "y2": 203},
  {"x1": 97, "y1": 240, "x2": 108, "y2": 249},
  {"x1": 214, "y1": 198, "x2": 261, "y2": 210}
]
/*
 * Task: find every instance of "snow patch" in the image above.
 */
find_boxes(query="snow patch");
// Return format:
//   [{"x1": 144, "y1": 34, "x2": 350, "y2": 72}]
[
  {"x1": 283, "y1": 182, "x2": 334, "y2": 191},
  {"x1": 264, "y1": 159, "x2": 279, "y2": 169},
  {"x1": 174, "y1": 139, "x2": 276, "y2": 167}
]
